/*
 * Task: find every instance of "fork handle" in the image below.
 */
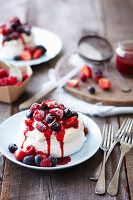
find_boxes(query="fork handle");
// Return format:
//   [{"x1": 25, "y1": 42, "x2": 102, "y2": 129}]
[
  {"x1": 90, "y1": 140, "x2": 118, "y2": 180},
  {"x1": 95, "y1": 151, "x2": 107, "y2": 194},
  {"x1": 107, "y1": 153, "x2": 124, "y2": 196}
]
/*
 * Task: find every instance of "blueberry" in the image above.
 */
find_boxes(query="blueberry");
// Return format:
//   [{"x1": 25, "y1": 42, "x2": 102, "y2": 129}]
[
  {"x1": 14, "y1": 56, "x2": 21, "y2": 61},
  {"x1": 63, "y1": 109, "x2": 72, "y2": 119},
  {"x1": 45, "y1": 114, "x2": 55, "y2": 124},
  {"x1": 71, "y1": 111, "x2": 78, "y2": 118},
  {"x1": 35, "y1": 155, "x2": 43, "y2": 166},
  {"x1": 23, "y1": 156, "x2": 34, "y2": 165},
  {"x1": 36, "y1": 45, "x2": 47, "y2": 55},
  {"x1": 94, "y1": 69, "x2": 102, "y2": 75},
  {"x1": 8, "y1": 143, "x2": 18, "y2": 153},
  {"x1": 26, "y1": 110, "x2": 34, "y2": 119},
  {"x1": 16, "y1": 25, "x2": 24, "y2": 33},
  {"x1": 4, "y1": 36, "x2": 11, "y2": 41},
  {"x1": 51, "y1": 121, "x2": 61, "y2": 131},
  {"x1": 88, "y1": 86, "x2": 95, "y2": 94},
  {"x1": 10, "y1": 22, "x2": 19, "y2": 30},
  {"x1": 40, "y1": 102, "x2": 48, "y2": 110},
  {"x1": 49, "y1": 156, "x2": 58, "y2": 167}
]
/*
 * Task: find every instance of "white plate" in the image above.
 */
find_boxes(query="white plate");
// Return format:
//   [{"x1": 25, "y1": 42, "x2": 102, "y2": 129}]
[
  {"x1": 1, "y1": 27, "x2": 62, "y2": 66},
  {"x1": 0, "y1": 111, "x2": 101, "y2": 170}
]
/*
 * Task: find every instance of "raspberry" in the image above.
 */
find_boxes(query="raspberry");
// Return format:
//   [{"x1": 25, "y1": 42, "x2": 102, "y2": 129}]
[
  {"x1": 33, "y1": 110, "x2": 45, "y2": 121},
  {"x1": 14, "y1": 150, "x2": 26, "y2": 161},
  {"x1": 46, "y1": 100, "x2": 58, "y2": 109},
  {"x1": 0, "y1": 69, "x2": 9, "y2": 78},
  {"x1": 8, "y1": 76, "x2": 17, "y2": 85},
  {"x1": 40, "y1": 157, "x2": 52, "y2": 167},
  {"x1": 36, "y1": 122, "x2": 47, "y2": 133},
  {"x1": 15, "y1": 82, "x2": 22, "y2": 86},
  {"x1": 57, "y1": 104, "x2": 66, "y2": 110},
  {"x1": 93, "y1": 73, "x2": 102, "y2": 83},
  {"x1": 30, "y1": 103, "x2": 41, "y2": 112},
  {"x1": 26, "y1": 145, "x2": 36, "y2": 156},
  {"x1": 22, "y1": 74, "x2": 28, "y2": 81},
  {"x1": 49, "y1": 108, "x2": 63, "y2": 120},
  {"x1": 0, "y1": 77, "x2": 9, "y2": 86},
  {"x1": 79, "y1": 73, "x2": 87, "y2": 82}
]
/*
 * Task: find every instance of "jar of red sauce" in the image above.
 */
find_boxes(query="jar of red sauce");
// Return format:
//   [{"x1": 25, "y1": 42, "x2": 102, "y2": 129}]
[{"x1": 116, "y1": 40, "x2": 133, "y2": 76}]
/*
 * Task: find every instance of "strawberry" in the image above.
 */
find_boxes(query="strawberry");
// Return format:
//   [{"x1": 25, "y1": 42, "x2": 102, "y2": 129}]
[
  {"x1": 20, "y1": 50, "x2": 32, "y2": 61},
  {"x1": 63, "y1": 116, "x2": 77, "y2": 128},
  {"x1": 80, "y1": 65, "x2": 91, "y2": 78},
  {"x1": 25, "y1": 119, "x2": 33, "y2": 126},
  {"x1": 49, "y1": 108, "x2": 64, "y2": 120},
  {"x1": 67, "y1": 79, "x2": 80, "y2": 87},
  {"x1": 98, "y1": 78, "x2": 111, "y2": 90},
  {"x1": 32, "y1": 49, "x2": 43, "y2": 59},
  {"x1": 14, "y1": 150, "x2": 26, "y2": 161}
]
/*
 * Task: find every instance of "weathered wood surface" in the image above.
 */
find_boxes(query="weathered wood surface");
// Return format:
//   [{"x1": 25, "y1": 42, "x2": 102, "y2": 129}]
[{"x1": 0, "y1": 0, "x2": 132, "y2": 199}]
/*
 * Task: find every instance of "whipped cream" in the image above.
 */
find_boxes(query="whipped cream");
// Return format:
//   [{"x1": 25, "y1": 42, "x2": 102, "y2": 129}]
[{"x1": 18, "y1": 114, "x2": 86, "y2": 158}]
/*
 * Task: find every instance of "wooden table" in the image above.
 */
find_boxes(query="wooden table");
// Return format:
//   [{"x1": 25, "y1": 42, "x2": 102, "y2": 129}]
[{"x1": 0, "y1": 0, "x2": 133, "y2": 199}]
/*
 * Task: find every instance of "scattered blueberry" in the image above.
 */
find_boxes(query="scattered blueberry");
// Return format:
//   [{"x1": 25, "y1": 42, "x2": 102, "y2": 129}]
[
  {"x1": 51, "y1": 121, "x2": 61, "y2": 131},
  {"x1": 45, "y1": 114, "x2": 55, "y2": 124},
  {"x1": 63, "y1": 109, "x2": 72, "y2": 119},
  {"x1": 36, "y1": 45, "x2": 47, "y2": 55},
  {"x1": 49, "y1": 156, "x2": 58, "y2": 167},
  {"x1": 26, "y1": 110, "x2": 34, "y2": 119},
  {"x1": 94, "y1": 69, "x2": 102, "y2": 75},
  {"x1": 8, "y1": 143, "x2": 18, "y2": 153},
  {"x1": 71, "y1": 111, "x2": 78, "y2": 118},
  {"x1": 88, "y1": 86, "x2": 95, "y2": 94},
  {"x1": 23, "y1": 156, "x2": 34, "y2": 165},
  {"x1": 14, "y1": 56, "x2": 21, "y2": 61},
  {"x1": 35, "y1": 155, "x2": 43, "y2": 166}
]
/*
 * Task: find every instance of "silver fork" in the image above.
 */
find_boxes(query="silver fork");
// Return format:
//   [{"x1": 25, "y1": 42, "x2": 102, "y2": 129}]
[
  {"x1": 107, "y1": 132, "x2": 133, "y2": 196},
  {"x1": 90, "y1": 118, "x2": 133, "y2": 180},
  {"x1": 95, "y1": 125, "x2": 114, "y2": 194}
]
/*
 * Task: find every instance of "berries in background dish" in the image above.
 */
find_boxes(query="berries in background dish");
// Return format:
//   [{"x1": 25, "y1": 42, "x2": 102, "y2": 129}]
[
  {"x1": 67, "y1": 79, "x2": 80, "y2": 87},
  {"x1": 79, "y1": 73, "x2": 87, "y2": 82},
  {"x1": 98, "y1": 78, "x2": 111, "y2": 90},
  {"x1": 80, "y1": 65, "x2": 92, "y2": 78},
  {"x1": 88, "y1": 86, "x2": 95, "y2": 94}
]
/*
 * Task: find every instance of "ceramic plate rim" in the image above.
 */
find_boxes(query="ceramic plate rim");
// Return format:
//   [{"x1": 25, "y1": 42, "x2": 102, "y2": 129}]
[{"x1": 0, "y1": 110, "x2": 101, "y2": 170}]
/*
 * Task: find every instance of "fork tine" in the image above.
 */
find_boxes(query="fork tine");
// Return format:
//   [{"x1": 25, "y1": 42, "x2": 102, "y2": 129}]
[
  {"x1": 103, "y1": 125, "x2": 108, "y2": 147},
  {"x1": 101, "y1": 125, "x2": 106, "y2": 146},
  {"x1": 110, "y1": 125, "x2": 114, "y2": 144},
  {"x1": 115, "y1": 118, "x2": 128, "y2": 137},
  {"x1": 106, "y1": 125, "x2": 111, "y2": 148},
  {"x1": 118, "y1": 118, "x2": 132, "y2": 139}
]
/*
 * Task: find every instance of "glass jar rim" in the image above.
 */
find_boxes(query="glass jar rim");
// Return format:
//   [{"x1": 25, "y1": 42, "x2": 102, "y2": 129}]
[{"x1": 118, "y1": 39, "x2": 133, "y2": 51}]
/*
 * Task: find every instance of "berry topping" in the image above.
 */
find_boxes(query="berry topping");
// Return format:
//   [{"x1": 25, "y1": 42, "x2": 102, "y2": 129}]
[
  {"x1": 80, "y1": 65, "x2": 91, "y2": 78},
  {"x1": 49, "y1": 108, "x2": 63, "y2": 120},
  {"x1": 71, "y1": 111, "x2": 78, "y2": 118},
  {"x1": 98, "y1": 78, "x2": 111, "y2": 90},
  {"x1": 0, "y1": 69, "x2": 9, "y2": 78},
  {"x1": 63, "y1": 116, "x2": 77, "y2": 128},
  {"x1": 35, "y1": 45, "x2": 47, "y2": 55},
  {"x1": 8, "y1": 16, "x2": 20, "y2": 24},
  {"x1": 35, "y1": 155, "x2": 43, "y2": 166},
  {"x1": 8, "y1": 143, "x2": 18, "y2": 153},
  {"x1": 88, "y1": 86, "x2": 95, "y2": 94},
  {"x1": 49, "y1": 156, "x2": 58, "y2": 167},
  {"x1": 46, "y1": 100, "x2": 58, "y2": 109},
  {"x1": 14, "y1": 56, "x2": 21, "y2": 61},
  {"x1": 23, "y1": 156, "x2": 34, "y2": 165},
  {"x1": 28, "y1": 125, "x2": 34, "y2": 131},
  {"x1": 40, "y1": 157, "x2": 52, "y2": 167},
  {"x1": 63, "y1": 109, "x2": 72, "y2": 119},
  {"x1": 93, "y1": 73, "x2": 102, "y2": 83},
  {"x1": 36, "y1": 122, "x2": 47, "y2": 133},
  {"x1": 30, "y1": 103, "x2": 41, "y2": 112},
  {"x1": 26, "y1": 145, "x2": 36, "y2": 155},
  {"x1": 25, "y1": 119, "x2": 33, "y2": 126},
  {"x1": 40, "y1": 102, "x2": 48, "y2": 110},
  {"x1": 45, "y1": 114, "x2": 55, "y2": 124},
  {"x1": 57, "y1": 104, "x2": 66, "y2": 110},
  {"x1": 8, "y1": 76, "x2": 17, "y2": 85},
  {"x1": 51, "y1": 121, "x2": 61, "y2": 131},
  {"x1": 14, "y1": 150, "x2": 26, "y2": 161},
  {"x1": 94, "y1": 69, "x2": 103, "y2": 75},
  {"x1": 33, "y1": 48, "x2": 43, "y2": 59},
  {"x1": 20, "y1": 50, "x2": 32, "y2": 61},
  {"x1": 33, "y1": 110, "x2": 45, "y2": 121},
  {"x1": 79, "y1": 73, "x2": 87, "y2": 82},
  {"x1": 67, "y1": 79, "x2": 80, "y2": 87},
  {"x1": 26, "y1": 110, "x2": 34, "y2": 119}
]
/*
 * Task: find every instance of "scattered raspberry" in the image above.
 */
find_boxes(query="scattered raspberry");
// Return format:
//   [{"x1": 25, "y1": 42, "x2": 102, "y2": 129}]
[
  {"x1": 0, "y1": 69, "x2": 9, "y2": 78},
  {"x1": 80, "y1": 65, "x2": 91, "y2": 78},
  {"x1": 0, "y1": 77, "x2": 9, "y2": 86},
  {"x1": 98, "y1": 78, "x2": 111, "y2": 90},
  {"x1": 25, "y1": 119, "x2": 33, "y2": 126},
  {"x1": 36, "y1": 122, "x2": 47, "y2": 133},
  {"x1": 14, "y1": 150, "x2": 26, "y2": 161},
  {"x1": 84, "y1": 126, "x2": 88, "y2": 135},
  {"x1": 8, "y1": 76, "x2": 17, "y2": 85},
  {"x1": 33, "y1": 110, "x2": 45, "y2": 121},
  {"x1": 57, "y1": 104, "x2": 66, "y2": 110},
  {"x1": 93, "y1": 73, "x2": 102, "y2": 83},
  {"x1": 30, "y1": 103, "x2": 41, "y2": 112},
  {"x1": 50, "y1": 108, "x2": 64, "y2": 120},
  {"x1": 40, "y1": 157, "x2": 52, "y2": 167},
  {"x1": 26, "y1": 145, "x2": 36, "y2": 156},
  {"x1": 22, "y1": 74, "x2": 28, "y2": 81},
  {"x1": 80, "y1": 73, "x2": 87, "y2": 82}
]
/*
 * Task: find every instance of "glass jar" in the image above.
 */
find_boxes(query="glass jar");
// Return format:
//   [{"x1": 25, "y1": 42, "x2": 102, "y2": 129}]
[{"x1": 116, "y1": 40, "x2": 133, "y2": 76}]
